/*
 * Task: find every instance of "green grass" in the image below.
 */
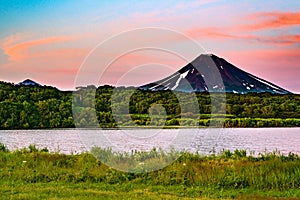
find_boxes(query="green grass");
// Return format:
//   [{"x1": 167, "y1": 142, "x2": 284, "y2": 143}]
[{"x1": 0, "y1": 144, "x2": 299, "y2": 199}]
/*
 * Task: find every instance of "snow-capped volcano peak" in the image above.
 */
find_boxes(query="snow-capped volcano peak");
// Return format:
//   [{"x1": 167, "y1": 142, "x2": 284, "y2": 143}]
[{"x1": 140, "y1": 54, "x2": 291, "y2": 94}]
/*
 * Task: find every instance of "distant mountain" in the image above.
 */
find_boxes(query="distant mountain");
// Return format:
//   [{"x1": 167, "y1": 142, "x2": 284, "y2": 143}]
[
  {"x1": 18, "y1": 79, "x2": 42, "y2": 87},
  {"x1": 140, "y1": 54, "x2": 291, "y2": 94}
]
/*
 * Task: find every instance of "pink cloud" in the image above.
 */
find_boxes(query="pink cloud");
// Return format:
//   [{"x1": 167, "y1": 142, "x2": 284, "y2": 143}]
[
  {"x1": 243, "y1": 12, "x2": 300, "y2": 31},
  {"x1": 253, "y1": 34, "x2": 300, "y2": 45},
  {"x1": 1, "y1": 36, "x2": 76, "y2": 62},
  {"x1": 184, "y1": 11, "x2": 300, "y2": 48}
]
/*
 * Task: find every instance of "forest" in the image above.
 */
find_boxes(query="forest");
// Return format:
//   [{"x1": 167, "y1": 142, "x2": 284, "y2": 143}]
[{"x1": 0, "y1": 81, "x2": 299, "y2": 129}]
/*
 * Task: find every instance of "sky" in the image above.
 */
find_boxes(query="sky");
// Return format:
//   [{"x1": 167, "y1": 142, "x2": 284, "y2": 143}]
[{"x1": 0, "y1": 0, "x2": 299, "y2": 93}]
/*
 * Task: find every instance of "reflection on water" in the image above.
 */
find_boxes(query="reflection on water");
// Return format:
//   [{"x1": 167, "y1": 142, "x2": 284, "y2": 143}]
[{"x1": 0, "y1": 128, "x2": 299, "y2": 155}]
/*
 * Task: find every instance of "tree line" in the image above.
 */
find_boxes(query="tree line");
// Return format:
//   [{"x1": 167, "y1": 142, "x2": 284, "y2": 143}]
[{"x1": 0, "y1": 81, "x2": 299, "y2": 129}]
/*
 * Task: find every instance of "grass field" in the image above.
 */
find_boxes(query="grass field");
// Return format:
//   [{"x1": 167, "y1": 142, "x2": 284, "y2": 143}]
[{"x1": 0, "y1": 143, "x2": 299, "y2": 199}]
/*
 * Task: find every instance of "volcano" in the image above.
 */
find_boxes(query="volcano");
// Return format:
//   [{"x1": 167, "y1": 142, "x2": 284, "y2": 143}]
[
  {"x1": 140, "y1": 54, "x2": 291, "y2": 94},
  {"x1": 18, "y1": 79, "x2": 42, "y2": 87}
]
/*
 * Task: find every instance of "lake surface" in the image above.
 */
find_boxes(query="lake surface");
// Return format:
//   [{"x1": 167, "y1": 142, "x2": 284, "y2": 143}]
[{"x1": 0, "y1": 128, "x2": 299, "y2": 155}]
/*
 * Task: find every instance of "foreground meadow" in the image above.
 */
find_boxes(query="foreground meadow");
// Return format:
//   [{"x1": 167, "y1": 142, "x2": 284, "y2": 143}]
[{"x1": 0, "y1": 144, "x2": 299, "y2": 199}]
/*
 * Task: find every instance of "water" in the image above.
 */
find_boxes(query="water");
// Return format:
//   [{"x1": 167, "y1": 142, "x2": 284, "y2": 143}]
[{"x1": 0, "y1": 128, "x2": 299, "y2": 155}]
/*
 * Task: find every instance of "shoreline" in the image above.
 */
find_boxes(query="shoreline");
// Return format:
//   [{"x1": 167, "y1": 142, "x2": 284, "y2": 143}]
[{"x1": 1, "y1": 126, "x2": 300, "y2": 130}]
